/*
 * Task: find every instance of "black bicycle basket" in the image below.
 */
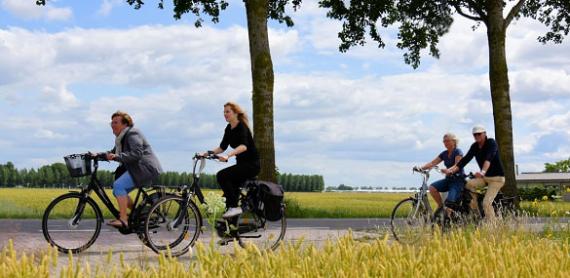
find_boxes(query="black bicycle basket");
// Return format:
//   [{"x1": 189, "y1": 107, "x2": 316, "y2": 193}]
[{"x1": 64, "y1": 154, "x2": 92, "y2": 177}]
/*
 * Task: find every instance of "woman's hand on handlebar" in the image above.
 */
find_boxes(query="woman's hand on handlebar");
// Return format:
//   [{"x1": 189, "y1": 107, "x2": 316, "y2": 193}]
[
  {"x1": 86, "y1": 152, "x2": 108, "y2": 161},
  {"x1": 195, "y1": 151, "x2": 223, "y2": 161},
  {"x1": 106, "y1": 153, "x2": 116, "y2": 161},
  {"x1": 218, "y1": 155, "x2": 229, "y2": 162}
]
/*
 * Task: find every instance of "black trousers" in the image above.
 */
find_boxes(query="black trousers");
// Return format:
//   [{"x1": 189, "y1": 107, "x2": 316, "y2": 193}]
[{"x1": 217, "y1": 163, "x2": 260, "y2": 208}]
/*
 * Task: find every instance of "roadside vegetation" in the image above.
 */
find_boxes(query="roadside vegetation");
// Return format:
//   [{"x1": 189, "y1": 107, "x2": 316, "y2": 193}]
[{"x1": 1, "y1": 225, "x2": 569, "y2": 277}]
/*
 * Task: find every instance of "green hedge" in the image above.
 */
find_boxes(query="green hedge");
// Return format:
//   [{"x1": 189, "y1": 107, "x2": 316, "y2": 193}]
[{"x1": 518, "y1": 187, "x2": 558, "y2": 201}]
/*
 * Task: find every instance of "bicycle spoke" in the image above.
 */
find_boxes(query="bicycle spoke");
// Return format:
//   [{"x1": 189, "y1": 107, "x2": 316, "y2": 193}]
[
  {"x1": 235, "y1": 211, "x2": 286, "y2": 251},
  {"x1": 391, "y1": 198, "x2": 431, "y2": 244},
  {"x1": 42, "y1": 193, "x2": 102, "y2": 253},
  {"x1": 144, "y1": 196, "x2": 201, "y2": 257}
]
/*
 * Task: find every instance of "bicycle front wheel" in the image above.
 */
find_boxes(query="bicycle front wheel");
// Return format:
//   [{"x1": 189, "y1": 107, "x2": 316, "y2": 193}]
[
  {"x1": 144, "y1": 196, "x2": 201, "y2": 257},
  {"x1": 235, "y1": 210, "x2": 286, "y2": 251},
  {"x1": 390, "y1": 197, "x2": 431, "y2": 244},
  {"x1": 42, "y1": 192, "x2": 103, "y2": 254}
]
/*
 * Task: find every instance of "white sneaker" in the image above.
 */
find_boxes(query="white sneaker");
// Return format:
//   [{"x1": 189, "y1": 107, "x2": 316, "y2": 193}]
[{"x1": 222, "y1": 207, "x2": 243, "y2": 218}]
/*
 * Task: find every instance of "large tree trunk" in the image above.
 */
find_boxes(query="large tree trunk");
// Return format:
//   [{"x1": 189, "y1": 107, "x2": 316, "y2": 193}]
[
  {"x1": 485, "y1": 1, "x2": 518, "y2": 200},
  {"x1": 245, "y1": 0, "x2": 277, "y2": 182}
]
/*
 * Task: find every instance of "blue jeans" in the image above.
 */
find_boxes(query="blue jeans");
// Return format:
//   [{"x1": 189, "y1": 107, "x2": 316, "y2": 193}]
[
  {"x1": 113, "y1": 172, "x2": 135, "y2": 197},
  {"x1": 431, "y1": 177, "x2": 464, "y2": 203}
]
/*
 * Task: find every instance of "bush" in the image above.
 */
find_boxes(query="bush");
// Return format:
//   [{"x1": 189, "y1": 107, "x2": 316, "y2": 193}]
[{"x1": 518, "y1": 187, "x2": 558, "y2": 201}]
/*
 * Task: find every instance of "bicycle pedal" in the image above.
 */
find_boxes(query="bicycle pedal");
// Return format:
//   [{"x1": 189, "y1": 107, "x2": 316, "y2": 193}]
[{"x1": 217, "y1": 237, "x2": 233, "y2": 246}]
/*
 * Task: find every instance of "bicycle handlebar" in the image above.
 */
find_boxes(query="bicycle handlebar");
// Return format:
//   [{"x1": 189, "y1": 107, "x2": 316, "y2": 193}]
[
  {"x1": 85, "y1": 152, "x2": 109, "y2": 162},
  {"x1": 193, "y1": 153, "x2": 221, "y2": 160},
  {"x1": 412, "y1": 165, "x2": 441, "y2": 175},
  {"x1": 413, "y1": 165, "x2": 476, "y2": 179}
]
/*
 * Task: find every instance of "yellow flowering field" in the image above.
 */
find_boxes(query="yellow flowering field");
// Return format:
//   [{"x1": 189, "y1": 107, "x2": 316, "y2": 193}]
[{"x1": 1, "y1": 188, "x2": 569, "y2": 218}]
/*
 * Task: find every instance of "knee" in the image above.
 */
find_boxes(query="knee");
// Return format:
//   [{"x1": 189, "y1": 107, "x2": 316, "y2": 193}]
[
  {"x1": 429, "y1": 186, "x2": 438, "y2": 193},
  {"x1": 482, "y1": 196, "x2": 494, "y2": 207},
  {"x1": 113, "y1": 183, "x2": 126, "y2": 197},
  {"x1": 465, "y1": 180, "x2": 475, "y2": 191},
  {"x1": 217, "y1": 169, "x2": 230, "y2": 184},
  {"x1": 216, "y1": 171, "x2": 223, "y2": 183}
]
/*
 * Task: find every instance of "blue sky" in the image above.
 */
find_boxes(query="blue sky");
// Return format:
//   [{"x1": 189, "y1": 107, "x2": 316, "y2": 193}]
[{"x1": 1, "y1": 0, "x2": 569, "y2": 187}]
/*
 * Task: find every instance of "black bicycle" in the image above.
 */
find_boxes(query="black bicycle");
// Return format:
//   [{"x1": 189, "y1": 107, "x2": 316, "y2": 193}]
[
  {"x1": 432, "y1": 172, "x2": 520, "y2": 231},
  {"x1": 391, "y1": 166, "x2": 520, "y2": 243},
  {"x1": 42, "y1": 153, "x2": 172, "y2": 254},
  {"x1": 142, "y1": 153, "x2": 287, "y2": 257}
]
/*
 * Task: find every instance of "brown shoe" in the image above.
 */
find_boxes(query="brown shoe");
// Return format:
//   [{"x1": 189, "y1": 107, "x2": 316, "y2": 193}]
[{"x1": 106, "y1": 219, "x2": 128, "y2": 229}]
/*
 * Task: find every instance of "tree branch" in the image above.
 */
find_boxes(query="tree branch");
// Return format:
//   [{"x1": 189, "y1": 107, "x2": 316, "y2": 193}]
[
  {"x1": 453, "y1": 4, "x2": 484, "y2": 22},
  {"x1": 466, "y1": 0, "x2": 488, "y2": 20},
  {"x1": 505, "y1": 0, "x2": 526, "y2": 27}
]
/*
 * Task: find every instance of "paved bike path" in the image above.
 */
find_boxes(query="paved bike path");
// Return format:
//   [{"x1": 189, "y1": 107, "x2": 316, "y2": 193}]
[
  {"x1": 0, "y1": 218, "x2": 394, "y2": 254},
  {"x1": 0, "y1": 217, "x2": 562, "y2": 252}
]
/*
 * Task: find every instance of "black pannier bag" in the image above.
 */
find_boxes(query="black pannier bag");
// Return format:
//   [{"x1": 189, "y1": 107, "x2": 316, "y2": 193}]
[{"x1": 256, "y1": 181, "x2": 285, "y2": 221}]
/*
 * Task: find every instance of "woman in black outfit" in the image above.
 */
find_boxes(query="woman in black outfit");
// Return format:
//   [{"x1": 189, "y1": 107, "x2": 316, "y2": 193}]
[{"x1": 206, "y1": 102, "x2": 260, "y2": 218}]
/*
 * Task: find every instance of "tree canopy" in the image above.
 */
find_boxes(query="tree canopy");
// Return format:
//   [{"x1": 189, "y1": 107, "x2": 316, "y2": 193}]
[
  {"x1": 319, "y1": 0, "x2": 570, "y2": 68},
  {"x1": 37, "y1": 0, "x2": 302, "y2": 27},
  {"x1": 544, "y1": 158, "x2": 570, "y2": 173},
  {"x1": 320, "y1": 0, "x2": 570, "y2": 199}
]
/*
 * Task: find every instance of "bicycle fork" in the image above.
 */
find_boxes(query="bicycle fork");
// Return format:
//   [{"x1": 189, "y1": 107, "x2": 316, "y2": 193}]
[
  {"x1": 412, "y1": 190, "x2": 432, "y2": 218},
  {"x1": 168, "y1": 199, "x2": 189, "y2": 231},
  {"x1": 69, "y1": 196, "x2": 88, "y2": 229}
]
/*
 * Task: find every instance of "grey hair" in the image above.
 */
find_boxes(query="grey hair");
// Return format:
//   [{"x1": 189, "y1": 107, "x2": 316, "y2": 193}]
[{"x1": 443, "y1": 133, "x2": 459, "y2": 147}]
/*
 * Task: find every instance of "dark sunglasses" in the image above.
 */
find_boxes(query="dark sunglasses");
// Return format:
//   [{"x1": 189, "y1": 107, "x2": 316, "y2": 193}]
[{"x1": 473, "y1": 132, "x2": 484, "y2": 137}]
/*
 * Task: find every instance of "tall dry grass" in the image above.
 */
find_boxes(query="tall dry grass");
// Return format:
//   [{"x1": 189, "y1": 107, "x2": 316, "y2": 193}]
[{"x1": 2, "y1": 226, "x2": 569, "y2": 277}]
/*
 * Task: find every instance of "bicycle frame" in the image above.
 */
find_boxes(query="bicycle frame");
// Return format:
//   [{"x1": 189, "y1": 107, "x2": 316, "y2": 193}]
[
  {"x1": 71, "y1": 157, "x2": 149, "y2": 228},
  {"x1": 168, "y1": 155, "x2": 209, "y2": 229},
  {"x1": 412, "y1": 168, "x2": 435, "y2": 217},
  {"x1": 189, "y1": 156, "x2": 207, "y2": 205}
]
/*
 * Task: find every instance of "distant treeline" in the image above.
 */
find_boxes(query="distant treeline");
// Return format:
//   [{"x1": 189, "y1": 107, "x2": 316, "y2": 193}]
[
  {"x1": 0, "y1": 162, "x2": 324, "y2": 192},
  {"x1": 326, "y1": 184, "x2": 417, "y2": 191}
]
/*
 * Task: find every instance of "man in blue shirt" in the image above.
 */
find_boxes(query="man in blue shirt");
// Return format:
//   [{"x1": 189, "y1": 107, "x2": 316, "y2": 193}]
[{"x1": 445, "y1": 125, "x2": 505, "y2": 223}]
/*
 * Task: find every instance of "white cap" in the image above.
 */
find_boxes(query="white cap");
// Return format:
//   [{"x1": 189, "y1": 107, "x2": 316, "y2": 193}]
[{"x1": 472, "y1": 125, "x2": 486, "y2": 134}]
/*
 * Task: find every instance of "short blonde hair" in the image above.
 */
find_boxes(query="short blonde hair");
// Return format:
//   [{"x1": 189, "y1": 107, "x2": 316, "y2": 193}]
[
  {"x1": 443, "y1": 133, "x2": 459, "y2": 147},
  {"x1": 111, "y1": 111, "x2": 134, "y2": 127}
]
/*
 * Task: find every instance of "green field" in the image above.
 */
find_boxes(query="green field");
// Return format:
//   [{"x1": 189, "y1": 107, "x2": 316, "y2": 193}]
[{"x1": 0, "y1": 188, "x2": 569, "y2": 218}]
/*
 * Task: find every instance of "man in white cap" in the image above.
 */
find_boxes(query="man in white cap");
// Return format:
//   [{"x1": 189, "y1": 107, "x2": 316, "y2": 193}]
[{"x1": 444, "y1": 125, "x2": 505, "y2": 223}]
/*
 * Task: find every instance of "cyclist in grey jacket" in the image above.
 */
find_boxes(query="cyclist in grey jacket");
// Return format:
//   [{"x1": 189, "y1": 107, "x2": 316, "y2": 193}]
[{"x1": 99, "y1": 111, "x2": 163, "y2": 228}]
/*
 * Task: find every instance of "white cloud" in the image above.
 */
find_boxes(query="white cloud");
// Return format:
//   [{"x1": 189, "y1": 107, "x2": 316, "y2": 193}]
[
  {"x1": 0, "y1": 5, "x2": 569, "y2": 186},
  {"x1": 34, "y1": 128, "x2": 66, "y2": 140},
  {"x1": 1, "y1": 0, "x2": 72, "y2": 21},
  {"x1": 98, "y1": 0, "x2": 123, "y2": 16},
  {"x1": 0, "y1": 24, "x2": 300, "y2": 94},
  {"x1": 40, "y1": 83, "x2": 79, "y2": 113}
]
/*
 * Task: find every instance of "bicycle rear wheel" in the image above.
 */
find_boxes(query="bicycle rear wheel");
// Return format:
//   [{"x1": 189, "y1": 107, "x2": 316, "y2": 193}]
[
  {"x1": 233, "y1": 210, "x2": 286, "y2": 251},
  {"x1": 144, "y1": 195, "x2": 201, "y2": 257},
  {"x1": 42, "y1": 192, "x2": 102, "y2": 253},
  {"x1": 390, "y1": 197, "x2": 431, "y2": 244}
]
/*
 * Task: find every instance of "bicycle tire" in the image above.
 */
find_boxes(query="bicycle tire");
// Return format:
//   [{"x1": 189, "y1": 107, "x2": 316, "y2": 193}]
[
  {"x1": 234, "y1": 208, "x2": 286, "y2": 251},
  {"x1": 390, "y1": 197, "x2": 431, "y2": 244},
  {"x1": 134, "y1": 192, "x2": 176, "y2": 247},
  {"x1": 144, "y1": 195, "x2": 202, "y2": 257},
  {"x1": 42, "y1": 192, "x2": 103, "y2": 254}
]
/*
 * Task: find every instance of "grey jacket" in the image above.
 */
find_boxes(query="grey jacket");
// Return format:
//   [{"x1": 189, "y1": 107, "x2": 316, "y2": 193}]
[{"x1": 110, "y1": 127, "x2": 163, "y2": 187}]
